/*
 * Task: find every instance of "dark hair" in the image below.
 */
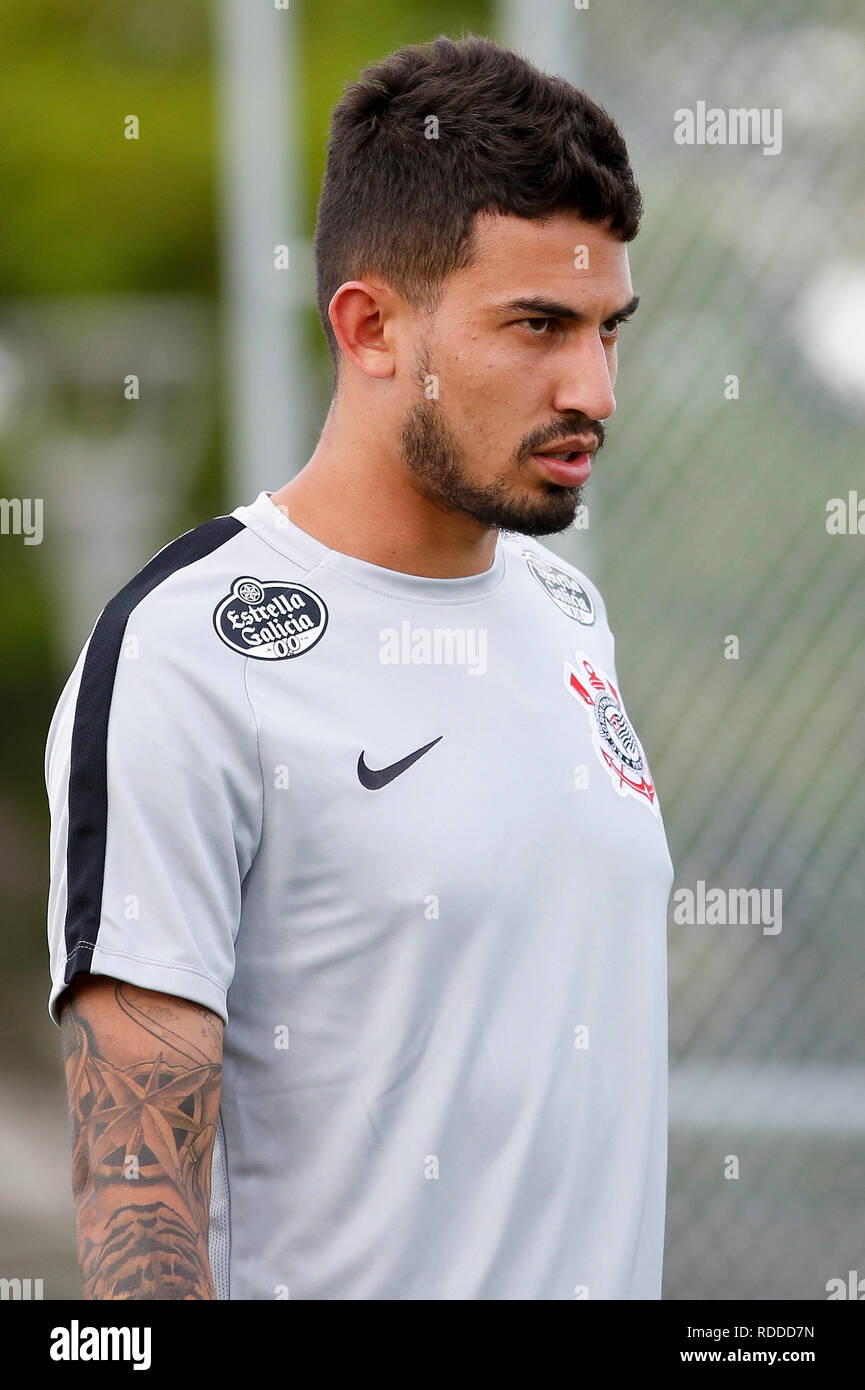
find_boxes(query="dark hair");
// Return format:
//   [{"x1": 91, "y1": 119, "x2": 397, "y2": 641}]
[{"x1": 314, "y1": 33, "x2": 642, "y2": 370}]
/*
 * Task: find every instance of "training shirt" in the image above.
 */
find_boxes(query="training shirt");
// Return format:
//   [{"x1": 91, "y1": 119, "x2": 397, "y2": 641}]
[{"x1": 46, "y1": 488, "x2": 674, "y2": 1300}]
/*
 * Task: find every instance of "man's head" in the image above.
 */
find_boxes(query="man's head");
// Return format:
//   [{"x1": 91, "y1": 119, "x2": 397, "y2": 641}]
[{"x1": 314, "y1": 34, "x2": 642, "y2": 536}]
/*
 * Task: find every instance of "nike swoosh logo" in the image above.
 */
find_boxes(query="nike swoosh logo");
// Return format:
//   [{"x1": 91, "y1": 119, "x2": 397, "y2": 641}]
[{"x1": 357, "y1": 736, "x2": 443, "y2": 790}]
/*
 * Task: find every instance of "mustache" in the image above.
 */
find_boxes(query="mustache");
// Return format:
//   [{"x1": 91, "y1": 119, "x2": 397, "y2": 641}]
[{"x1": 521, "y1": 417, "x2": 606, "y2": 456}]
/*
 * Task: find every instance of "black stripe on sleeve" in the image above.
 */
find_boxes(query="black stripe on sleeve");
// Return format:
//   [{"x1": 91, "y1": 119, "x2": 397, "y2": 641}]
[{"x1": 63, "y1": 515, "x2": 246, "y2": 985}]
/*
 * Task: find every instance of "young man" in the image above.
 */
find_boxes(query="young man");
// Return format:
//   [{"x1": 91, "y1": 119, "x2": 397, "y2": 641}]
[{"x1": 46, "y1": 34, "x2": 674, "y2": 1300}]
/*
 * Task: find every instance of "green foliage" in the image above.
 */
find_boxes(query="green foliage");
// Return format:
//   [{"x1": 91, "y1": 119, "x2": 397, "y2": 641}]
[
  {"x1": 0, "y1": 0, "x2": 493, "y2": 985},
  {"x1": 0, "y1": 0, "x2": 214, "y2": 291},
  {"x1": 0, "y1": 0, "x2": 489, "y2": 291}
]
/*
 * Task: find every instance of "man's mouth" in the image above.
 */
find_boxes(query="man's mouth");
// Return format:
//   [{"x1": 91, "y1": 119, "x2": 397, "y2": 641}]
[{"x1": 530, "y1": 442, "x2": 595, "y2": 486}]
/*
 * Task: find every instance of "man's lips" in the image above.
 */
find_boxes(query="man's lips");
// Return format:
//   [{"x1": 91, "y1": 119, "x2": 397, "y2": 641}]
[{"x1": 530, "y1": 437, "x2": 597, "y2": 486}]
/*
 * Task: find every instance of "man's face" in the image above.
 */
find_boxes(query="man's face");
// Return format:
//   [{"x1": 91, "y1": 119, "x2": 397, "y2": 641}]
[{"x1": 398, "y1": 210, "x2": 637, "y2": 535}]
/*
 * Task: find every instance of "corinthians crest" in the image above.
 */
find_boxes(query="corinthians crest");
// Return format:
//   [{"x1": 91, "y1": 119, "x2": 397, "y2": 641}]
[{"x1": 564, "y1": 651, "x2": 658, "y2": 814}]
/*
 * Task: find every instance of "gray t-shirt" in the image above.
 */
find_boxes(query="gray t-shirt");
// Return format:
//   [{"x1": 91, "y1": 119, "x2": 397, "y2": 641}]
[{"x1": 46, "y1": 489, "x2": 674, "y2": 1300}]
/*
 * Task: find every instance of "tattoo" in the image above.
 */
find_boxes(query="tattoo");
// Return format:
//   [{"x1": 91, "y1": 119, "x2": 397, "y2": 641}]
[
  {"x1": 114, "y1": 983, "x2": 218, "y2": 1065},
  {"x1": 62, "y1": 983, "x2": 222, "y2": 1300},
  {"x1": 88, "y1": 1201, "x2": 208, "y2": 1301}
]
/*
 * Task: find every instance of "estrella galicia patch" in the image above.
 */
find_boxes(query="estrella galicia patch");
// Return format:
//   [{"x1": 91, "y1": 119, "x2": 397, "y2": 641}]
[
  {"x1": 213, "y1": 576, "x2": 328, "y2": 660},
  {"x1": 522, "y1": 550, "x2": 595, "y2": 625}
]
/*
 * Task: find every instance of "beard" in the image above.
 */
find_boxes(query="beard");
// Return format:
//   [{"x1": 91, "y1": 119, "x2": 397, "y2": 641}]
[{"x1": 398, "y1": 354, "x2": 603, "y2": 537}]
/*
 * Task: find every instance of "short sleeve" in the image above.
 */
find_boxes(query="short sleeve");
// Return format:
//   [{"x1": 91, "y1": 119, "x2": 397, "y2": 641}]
[{"x1": 45, "y1": 562, "x2": 263, "y2": 1027}]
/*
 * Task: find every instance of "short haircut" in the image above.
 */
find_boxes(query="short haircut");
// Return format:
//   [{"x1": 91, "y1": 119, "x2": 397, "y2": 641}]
[{"x1": 314, "y1": 33, "x2": 642, "y2": 372}]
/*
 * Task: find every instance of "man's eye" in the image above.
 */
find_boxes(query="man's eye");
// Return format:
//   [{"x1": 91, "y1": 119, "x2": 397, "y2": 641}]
[
  {"x1": 601, "y1": 317, "x2": 630, "y2": 339},
  {"x1": 522, "y1": 318, "x2": 556, "y2": 337}
]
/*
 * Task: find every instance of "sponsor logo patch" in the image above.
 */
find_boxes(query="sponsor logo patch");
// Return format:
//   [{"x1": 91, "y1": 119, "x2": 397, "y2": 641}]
[
  {"x1": 523, "y1": 550, "x2": 595, "y2": 624},
  {"x1": 213, "y1": 576, "x2": 328, "y2": 660},
  {"x1": 564, "y1": 651, "x2": 658, "y2": 814}
]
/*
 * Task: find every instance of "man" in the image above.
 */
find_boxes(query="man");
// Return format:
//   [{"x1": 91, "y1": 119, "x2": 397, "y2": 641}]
[{"x1": 46, "y1": 34, "x2": 674, "y2": 1300}]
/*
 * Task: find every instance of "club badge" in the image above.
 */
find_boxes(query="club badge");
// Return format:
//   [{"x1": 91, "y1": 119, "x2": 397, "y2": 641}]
[{"x1": 564, "y1": 651, "x2": 658, "y2": 814}]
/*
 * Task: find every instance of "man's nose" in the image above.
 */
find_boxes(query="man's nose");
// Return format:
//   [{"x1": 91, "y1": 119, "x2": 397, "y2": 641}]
[{"x1": 551, "y1": 335, "x2": 616, "y2": 424}]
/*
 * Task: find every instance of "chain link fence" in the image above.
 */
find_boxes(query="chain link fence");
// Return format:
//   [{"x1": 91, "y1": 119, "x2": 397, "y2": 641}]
[{"x1": 541, "y1": 0, "x2": 865, "y2": 1299}]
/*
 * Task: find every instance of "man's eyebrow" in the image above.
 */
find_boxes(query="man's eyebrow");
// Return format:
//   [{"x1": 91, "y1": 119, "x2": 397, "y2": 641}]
[{"x1": 492, "y1": 293, "x2": 641, "y2": 322}]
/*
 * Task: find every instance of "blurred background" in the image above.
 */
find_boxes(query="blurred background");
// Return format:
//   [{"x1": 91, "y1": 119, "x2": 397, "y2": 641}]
[{"x1": 1, "y1": 0, "x2": 863, "y2": 1300}]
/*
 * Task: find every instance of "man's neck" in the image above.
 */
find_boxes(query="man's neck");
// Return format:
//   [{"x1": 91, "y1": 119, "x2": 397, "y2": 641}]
[{"x1": 269, "y1": 416, "x2": 498, "y2": 580}]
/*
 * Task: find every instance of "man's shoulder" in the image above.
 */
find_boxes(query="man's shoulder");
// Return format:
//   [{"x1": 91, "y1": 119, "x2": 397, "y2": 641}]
[
  {"x1": 46, "y1": 514, "x2": 261, "y2": 781},
  {"x1": 100, "y1": 507, "x2": 329, "y2": 689},
  {"x1": 109, "y1": 510, "x2": 250, "y2": 627},
  {"x1": 61, "y1": 510, "x2": 271, "y2": 707},
  {"x1": 99, "y1": 505, "x2": 313, "y2": 653}
]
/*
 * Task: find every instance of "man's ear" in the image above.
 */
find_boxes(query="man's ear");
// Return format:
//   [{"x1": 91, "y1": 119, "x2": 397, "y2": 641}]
[{"x1": 328, "y1": 280, "x2": 397, "y2": 379}]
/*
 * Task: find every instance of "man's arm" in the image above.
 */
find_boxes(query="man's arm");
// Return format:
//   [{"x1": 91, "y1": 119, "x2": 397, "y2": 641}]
[{"x1": 59, "y1": 976, "x2": 224, "y2": 1300}]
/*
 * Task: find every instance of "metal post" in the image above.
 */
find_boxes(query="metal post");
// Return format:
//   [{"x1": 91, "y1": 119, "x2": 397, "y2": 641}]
[
  {"x1": 215, "y1": 0, "x2": 308, "y2": 503},
  {"x1": 495, "y1": 0, "x2": 581, "y2": 83}
]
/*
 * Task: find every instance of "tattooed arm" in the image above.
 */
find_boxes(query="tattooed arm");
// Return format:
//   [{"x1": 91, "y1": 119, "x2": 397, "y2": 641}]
[{"x1": 59, "y1": 976, "x2": 224, "y2": 1300}]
